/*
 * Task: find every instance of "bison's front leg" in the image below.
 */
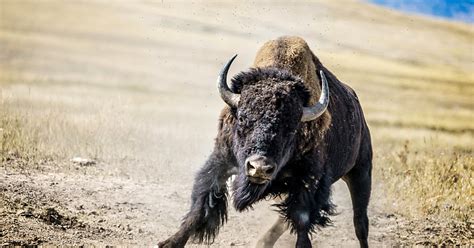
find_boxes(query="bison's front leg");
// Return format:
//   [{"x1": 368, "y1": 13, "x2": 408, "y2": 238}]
[
  {"x1": 288, "y1": 204, "x2": 313, "y2": 248},
  {"x1": 158, "y1": 151, "x2": 235, "y2": 248},
  {"x1": 281, "y1": 175, "x2": 333, "y2": 248}
]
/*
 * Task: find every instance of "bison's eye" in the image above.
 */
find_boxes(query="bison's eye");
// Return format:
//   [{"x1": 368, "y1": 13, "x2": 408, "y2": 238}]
[
  {"x1": 236, "y1": 115, "x2": 248, "y2": 137},
  {"x1": 238, "y1": 115, "x2": 246, "y2": 125},
  {"x1": 237, "y1": 114, "x2": 247, "y2": 125}
]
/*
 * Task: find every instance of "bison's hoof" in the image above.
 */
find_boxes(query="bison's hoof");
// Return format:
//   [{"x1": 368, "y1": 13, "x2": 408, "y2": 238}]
[{"x1": 157, "y1": 238, "x2": 185, "y2": 248}]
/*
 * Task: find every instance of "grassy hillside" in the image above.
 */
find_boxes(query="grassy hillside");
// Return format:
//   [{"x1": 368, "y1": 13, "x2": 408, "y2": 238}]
[{"x1": 1, "y1": 0, "x2": 473, "y2": 245}]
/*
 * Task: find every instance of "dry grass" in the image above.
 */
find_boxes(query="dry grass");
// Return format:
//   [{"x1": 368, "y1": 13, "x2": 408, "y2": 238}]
[
  {"x1": 0, "y1": 99, "x2": 104, "y2": 169},
  {"x1": 378, "y1": 140, "x2": 473, "y2": 221},
  {"x1": 0, "y1": 110, "x2": 43, "y2": 168}
]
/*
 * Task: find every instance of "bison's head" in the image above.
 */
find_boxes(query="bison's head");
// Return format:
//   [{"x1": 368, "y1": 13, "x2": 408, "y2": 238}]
[{"x1": 217, "y1": 55, "x2": 329, "y2": 210}]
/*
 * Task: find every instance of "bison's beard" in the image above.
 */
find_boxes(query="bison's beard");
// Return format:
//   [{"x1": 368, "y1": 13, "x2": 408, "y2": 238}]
[{"x1": 232, "y1": 172, "x2": 269, "y2": 211}]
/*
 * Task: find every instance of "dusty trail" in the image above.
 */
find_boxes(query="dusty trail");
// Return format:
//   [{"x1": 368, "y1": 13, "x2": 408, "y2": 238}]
[{"x1": 1, "y1": 165, "x2": 398, "y2": 247}]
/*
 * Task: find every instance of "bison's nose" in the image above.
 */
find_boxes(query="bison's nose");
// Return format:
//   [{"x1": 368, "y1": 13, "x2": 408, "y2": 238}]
[{"x1": 245, "y1": 155, "x2": 276, "y2": 182}]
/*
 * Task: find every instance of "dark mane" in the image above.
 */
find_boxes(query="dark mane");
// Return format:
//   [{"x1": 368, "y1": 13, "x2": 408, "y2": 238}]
[{"x1": 230, "y1": 67, "x2": 311, "y2": 106}]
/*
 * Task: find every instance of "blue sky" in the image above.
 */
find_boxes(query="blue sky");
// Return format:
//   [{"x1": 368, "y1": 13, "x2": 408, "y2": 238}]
[{"x1": 369, "y1": 0, "x2": 474, "y2": 23}]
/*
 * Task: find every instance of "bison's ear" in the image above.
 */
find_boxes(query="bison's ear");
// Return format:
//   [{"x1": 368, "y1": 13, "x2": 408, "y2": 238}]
[{"x1": 218, "y1": 55, "x2": 240, "y2": 108}]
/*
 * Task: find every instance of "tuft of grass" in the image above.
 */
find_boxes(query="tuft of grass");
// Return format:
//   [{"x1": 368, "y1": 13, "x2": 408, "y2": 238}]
[
  {"x1": 0, "y1": 111, "x2": 45, "y2": 168},
  {"x1": 377, "y1": 140, "x2": 473, "y2": 222}
]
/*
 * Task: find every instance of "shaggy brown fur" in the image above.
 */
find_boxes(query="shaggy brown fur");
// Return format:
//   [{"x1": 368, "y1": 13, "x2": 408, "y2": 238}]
[{"x1": 254, "y1": 36, "x2": 321, "y2": 103}]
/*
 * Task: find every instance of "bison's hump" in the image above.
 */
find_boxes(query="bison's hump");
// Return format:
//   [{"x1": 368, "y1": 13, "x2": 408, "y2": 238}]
[{"x1": 253, "y1": 36, "x2": 321, "y2": 105}]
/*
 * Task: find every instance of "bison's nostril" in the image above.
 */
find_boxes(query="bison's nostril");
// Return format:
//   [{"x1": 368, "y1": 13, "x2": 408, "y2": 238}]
[
  {"x1": 265, "y1": 166, "x2": 275, "y2": 174},
  {"x1": 246, "y1": 161, "x2": 258, "y2": 176},
  {"x1": 247, "y1": 161, "x2": 256, "y2": 170}
]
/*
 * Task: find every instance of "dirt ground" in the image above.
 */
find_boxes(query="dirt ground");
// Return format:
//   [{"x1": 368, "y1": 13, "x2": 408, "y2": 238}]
[
  {"x1": 1, "y1": 0, "x2": 473, "y2": 247},
  {"x1": 1, "y1": 159, "x2": 402, "y2": 247}
]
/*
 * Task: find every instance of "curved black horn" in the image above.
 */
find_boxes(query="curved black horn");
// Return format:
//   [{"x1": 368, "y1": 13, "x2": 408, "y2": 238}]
[
  {"x1": 301, "y1": 70, "x2": 330, "y2": 122},
  {"x1": 217, "y1": 54, "x2": 240, "y2": 108}
]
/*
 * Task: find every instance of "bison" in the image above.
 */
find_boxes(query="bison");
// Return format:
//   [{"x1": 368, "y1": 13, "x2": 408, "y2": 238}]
[{"x1": 158, "y1": 36, "x2": 372, "y2": 248}]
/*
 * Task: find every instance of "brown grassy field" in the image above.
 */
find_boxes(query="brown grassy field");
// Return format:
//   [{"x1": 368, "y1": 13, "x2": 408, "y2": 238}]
[{"x1": 1, "y1": 0, "x2": 473, "y2": 246}]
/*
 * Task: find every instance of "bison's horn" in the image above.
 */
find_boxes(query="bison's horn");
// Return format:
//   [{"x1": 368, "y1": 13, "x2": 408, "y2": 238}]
[
  {"x1": 301, "y1": 70, "x2": 330, "y2": 122},
  {"x1": 217, "y1": 54, "x2": 240, "y2": 108}
]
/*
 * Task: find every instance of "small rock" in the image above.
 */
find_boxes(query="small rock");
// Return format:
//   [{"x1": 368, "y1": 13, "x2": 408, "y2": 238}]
[
  {"x1": 17, "y1": 208, "x2": 34, "y2": 217},
  {"x1": 386, "y1": 213, "x2": 395, "y2": 218},
  {"x1": 70, "y1": 157, "x2": 96, "y2": 166}
]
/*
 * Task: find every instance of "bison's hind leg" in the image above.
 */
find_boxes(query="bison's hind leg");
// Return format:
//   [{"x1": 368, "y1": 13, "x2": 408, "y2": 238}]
[
  {"x1": 344, "y1": 153, "x2": 372, "y2": 248},
  {"x1": 255, "y1": 216, "x2": 287, "y2": 248}
]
